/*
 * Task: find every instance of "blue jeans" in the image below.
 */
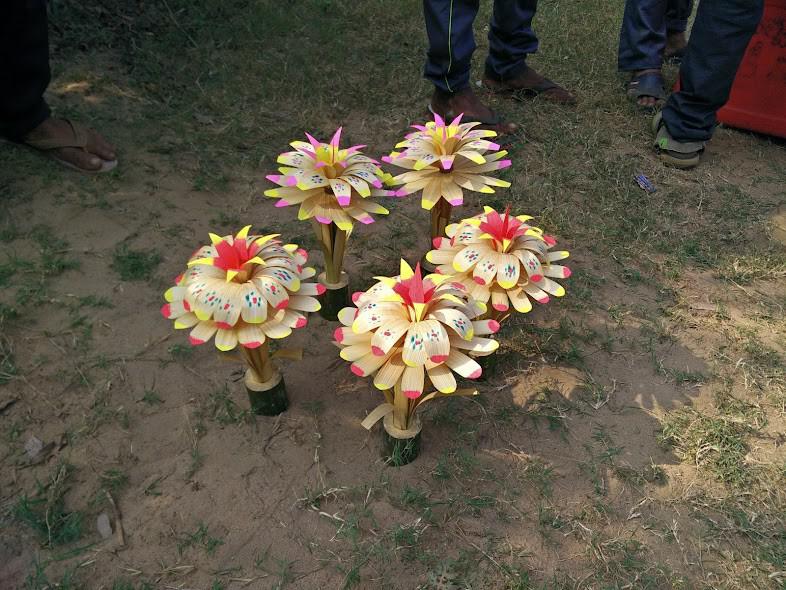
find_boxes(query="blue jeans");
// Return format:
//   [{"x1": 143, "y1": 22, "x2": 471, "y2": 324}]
[
  {"x1": 618, "y1": 0, "x2": 694, "y2": 71},
  {"x1": 663, "y1": 0, "x2": 764, "y2": 141},
  {"x1": 423, "y1": 0, "x2": 539, "y2": 93}
]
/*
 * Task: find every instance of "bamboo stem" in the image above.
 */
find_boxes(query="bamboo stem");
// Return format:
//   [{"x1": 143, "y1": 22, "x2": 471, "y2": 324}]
[
  {"x1": 430, "y1": 199, "x2": 453, "y2": 242},
  {"x1": 392, "y1": 381, "x2": 409, "y2": 431},
  {"x1": 332, "y1": 226, "x2": 348, "y2": 282},
  {"x1": 241, "y1": 341, "x2": 274, "y2": 383}
]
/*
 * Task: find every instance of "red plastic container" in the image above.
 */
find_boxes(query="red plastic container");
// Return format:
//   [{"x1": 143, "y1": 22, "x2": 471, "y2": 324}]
[{"x1": 716, "y1": 0, "x2": 786, "y2": 138}]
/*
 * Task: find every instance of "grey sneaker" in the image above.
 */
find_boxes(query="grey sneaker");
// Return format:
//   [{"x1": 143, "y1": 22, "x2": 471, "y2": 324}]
[{"x1": 652, "y1": 111, "x2": 705, "y2": 169}]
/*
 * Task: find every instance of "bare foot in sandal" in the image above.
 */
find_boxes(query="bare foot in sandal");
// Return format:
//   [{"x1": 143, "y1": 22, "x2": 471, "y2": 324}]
[
  {"x1": 22, "y1": 118, "x2": 117, "y2": 173},
  {"x1": 628, "y1": 69, "x2": 665, "y2": 109}
]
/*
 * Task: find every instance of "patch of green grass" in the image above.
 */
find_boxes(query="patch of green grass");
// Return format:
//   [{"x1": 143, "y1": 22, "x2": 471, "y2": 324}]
[
  {"x1": 660, "y1": 408, "x2": 752, "y2": 486},
  {"x1": 101, "y1": 468, "x2": 129, "y2": 493},
  {"x1": 716, "y1": 252, "x2": 786, "y2": 284},
  {"x1": 111, "y1": 245, "x2": 161, "y2": 281},
  {"x1": 0, "y1": 255, "x2": 27, "y2": 287},
  {"x1": 523, "y1": 388, "x2": 573, "y2": 434},
  {"x1": 140, "y1": 388, "x2": 163, "y2": 405},
  {"x1": 177, "y1": 522, "x2": 224, "y2": 556},
  {"x1": 432, "y1": 447, "x2": 478, "y2": 480},
  {"x1": 207, "y1": 384, "x2": 247, "y2": 425},
  {"x1": 168, "y1": 343, "x2": 194, "y2": 361},
  {"x1": 14, "y1": 462, "x2": 84, "y2": 547},
  {"x1": 0, "y1": 335, "x2": 17, "y2": 385},
  {"x1": 25, "y1": 561, "x2": 81, "y2": 590}
]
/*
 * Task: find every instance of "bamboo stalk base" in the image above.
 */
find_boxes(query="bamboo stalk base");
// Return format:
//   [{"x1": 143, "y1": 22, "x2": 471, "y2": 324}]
[
  {"x1": 245, "y1": 370, "x2": 288, "y2": 416},
  {"x1": 317, "y1": 271, "x2": 350, "y2": 321},
  {"x1": 382, "y1": 414, "x2": 422, "y2": 466}
]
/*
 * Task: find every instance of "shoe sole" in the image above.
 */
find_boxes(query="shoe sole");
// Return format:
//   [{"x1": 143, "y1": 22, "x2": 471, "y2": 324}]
[{"x1": 656, "y1": 151, "x2": 700, "y2": 169}]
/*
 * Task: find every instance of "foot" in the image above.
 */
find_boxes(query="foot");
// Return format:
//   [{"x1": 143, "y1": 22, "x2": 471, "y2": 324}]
[
  {"x1": 483, "y1": 65, "x2": 577, "y2": 105},
  {"x1": 22, "y1": 118, "x2": 117, "y2": 173},
  {"x1": 628, "y1": 69, "x2": 665, "y2": 108},
  {"x1": 429, "y1": 87, "x2": 518, "y2": 136},
  {"x1": 665, "y1": 31, "x2": 688, "y2": 61},
  {"x1": 652, "y1": 111, "x2": 704, "y2": 169}
]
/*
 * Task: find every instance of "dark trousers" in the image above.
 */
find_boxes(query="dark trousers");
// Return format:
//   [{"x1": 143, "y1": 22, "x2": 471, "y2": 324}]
[
  {"x1": 423, "y1": 0, "x2": 539, "y2": 93},
  {"x1": 618, "y1": 0, "x2": 694, "y2": 71},
  {"x1": 0, "y1": 0, "x2": 51, "y2": 140},
  {"x1": 663, "y1": 0, "x2": 764, "y2": 141}
]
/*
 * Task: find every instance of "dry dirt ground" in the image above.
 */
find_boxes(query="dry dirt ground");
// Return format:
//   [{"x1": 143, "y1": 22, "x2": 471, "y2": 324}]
[{"x1": 1, "y1": 2, "x2": 786, "y2": 589}]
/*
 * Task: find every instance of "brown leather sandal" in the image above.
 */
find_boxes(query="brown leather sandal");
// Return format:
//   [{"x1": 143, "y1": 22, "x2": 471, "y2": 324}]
[{"x1": 23, "y1": 118, "x2": 117, "y2": 173}]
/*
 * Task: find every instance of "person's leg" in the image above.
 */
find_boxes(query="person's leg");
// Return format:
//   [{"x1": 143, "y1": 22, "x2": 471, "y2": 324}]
[
  {"x1": 482, "y1": 0, "x2": 575, "y2": 104},
  {"x1": 0, "y1": 0, "x2": 117, "y2": 171},
  {"x1": 661, "y1": 0, "x2": 764, "y2": 143},
  {"x1": 665, "y1": 0, "x2": 693, "y2": 58},
  {"x1": 618, "y1": 0, "x2": 668, "y2": 72},
  {"x1": 485, "y1": 0, "x2": 538, "y2": 80},
  {"x1": 424, "y1": 0, "x2": 518, "y2": 135},
  {"x1": 666, "y1": 0, "x2": 693, "y2": 33},
  {"x1": 0, "y1": 0, "x2": 51, "y2": 140},
  {"x1": 423, "y1": 0, "x2": 480, "y2": 94}
]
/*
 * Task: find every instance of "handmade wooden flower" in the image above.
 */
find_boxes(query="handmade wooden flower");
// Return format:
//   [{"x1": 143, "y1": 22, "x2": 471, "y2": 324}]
[
  {"x1": 426, "y1": 207, "x2": 571, "y2": 318},
  {"x1": 334, "y1": 260, "x2": 500, "y2": 398},
  {"x1": 264, "y1": 128, "x2": 399, "y2": 319},
  {"x1": 384, "y1": 113, "x2": 512, "y2": 242},
  {"x1": 334, "y1": 260, "x2": 500, "y2": 463},
  {"x1": 161, "y1": 227, "x2": 323, "y2": 415},
  {"x1": 264, "y1": 127, "x2": 397, "y2": 232},
  {"x1": 161, "y1": 226, "x2": 322, "y2": 349}
]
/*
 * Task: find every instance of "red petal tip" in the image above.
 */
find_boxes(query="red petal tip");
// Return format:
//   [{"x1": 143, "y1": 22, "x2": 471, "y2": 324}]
[
  {"x1": 316, "y1": 284, "x2": 327, "y2": 295},
  {"x1": 295, "y1": 317, "x2": 308, "y2": 328},
  {"x1": 371, "y1": 346, "x2": 385, "y2": 357},
  {"x1": 160, "y1": 304, "x2": 171, "y2": 318},
  {"x1": 351, "y1": 292, "x2": 363, "y2": 303},
  {"x1": 488, "y1": 320, "x2": 501, "y2": 333},
  {"x1": 403, "y1": 390, "x2": 421, "y2": 399},
  {"x1": 188, "y1": 336, "x2": 204, "y2": 345},
  {"x1": 276, "y1": 300, "x2": 290, "y2": 310},
  {"x1": 350, "y1": 365, "x2": 364, "y2": 376},
  {"x1": 430, "y1": 355, "x2": 448, "y2": 363},
  {"x1": 334, "y1": 327, "x2": 344, "y2": 342},
  {"x1": 468, "y1": 369, "x2": 482, "y2": 379}
]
